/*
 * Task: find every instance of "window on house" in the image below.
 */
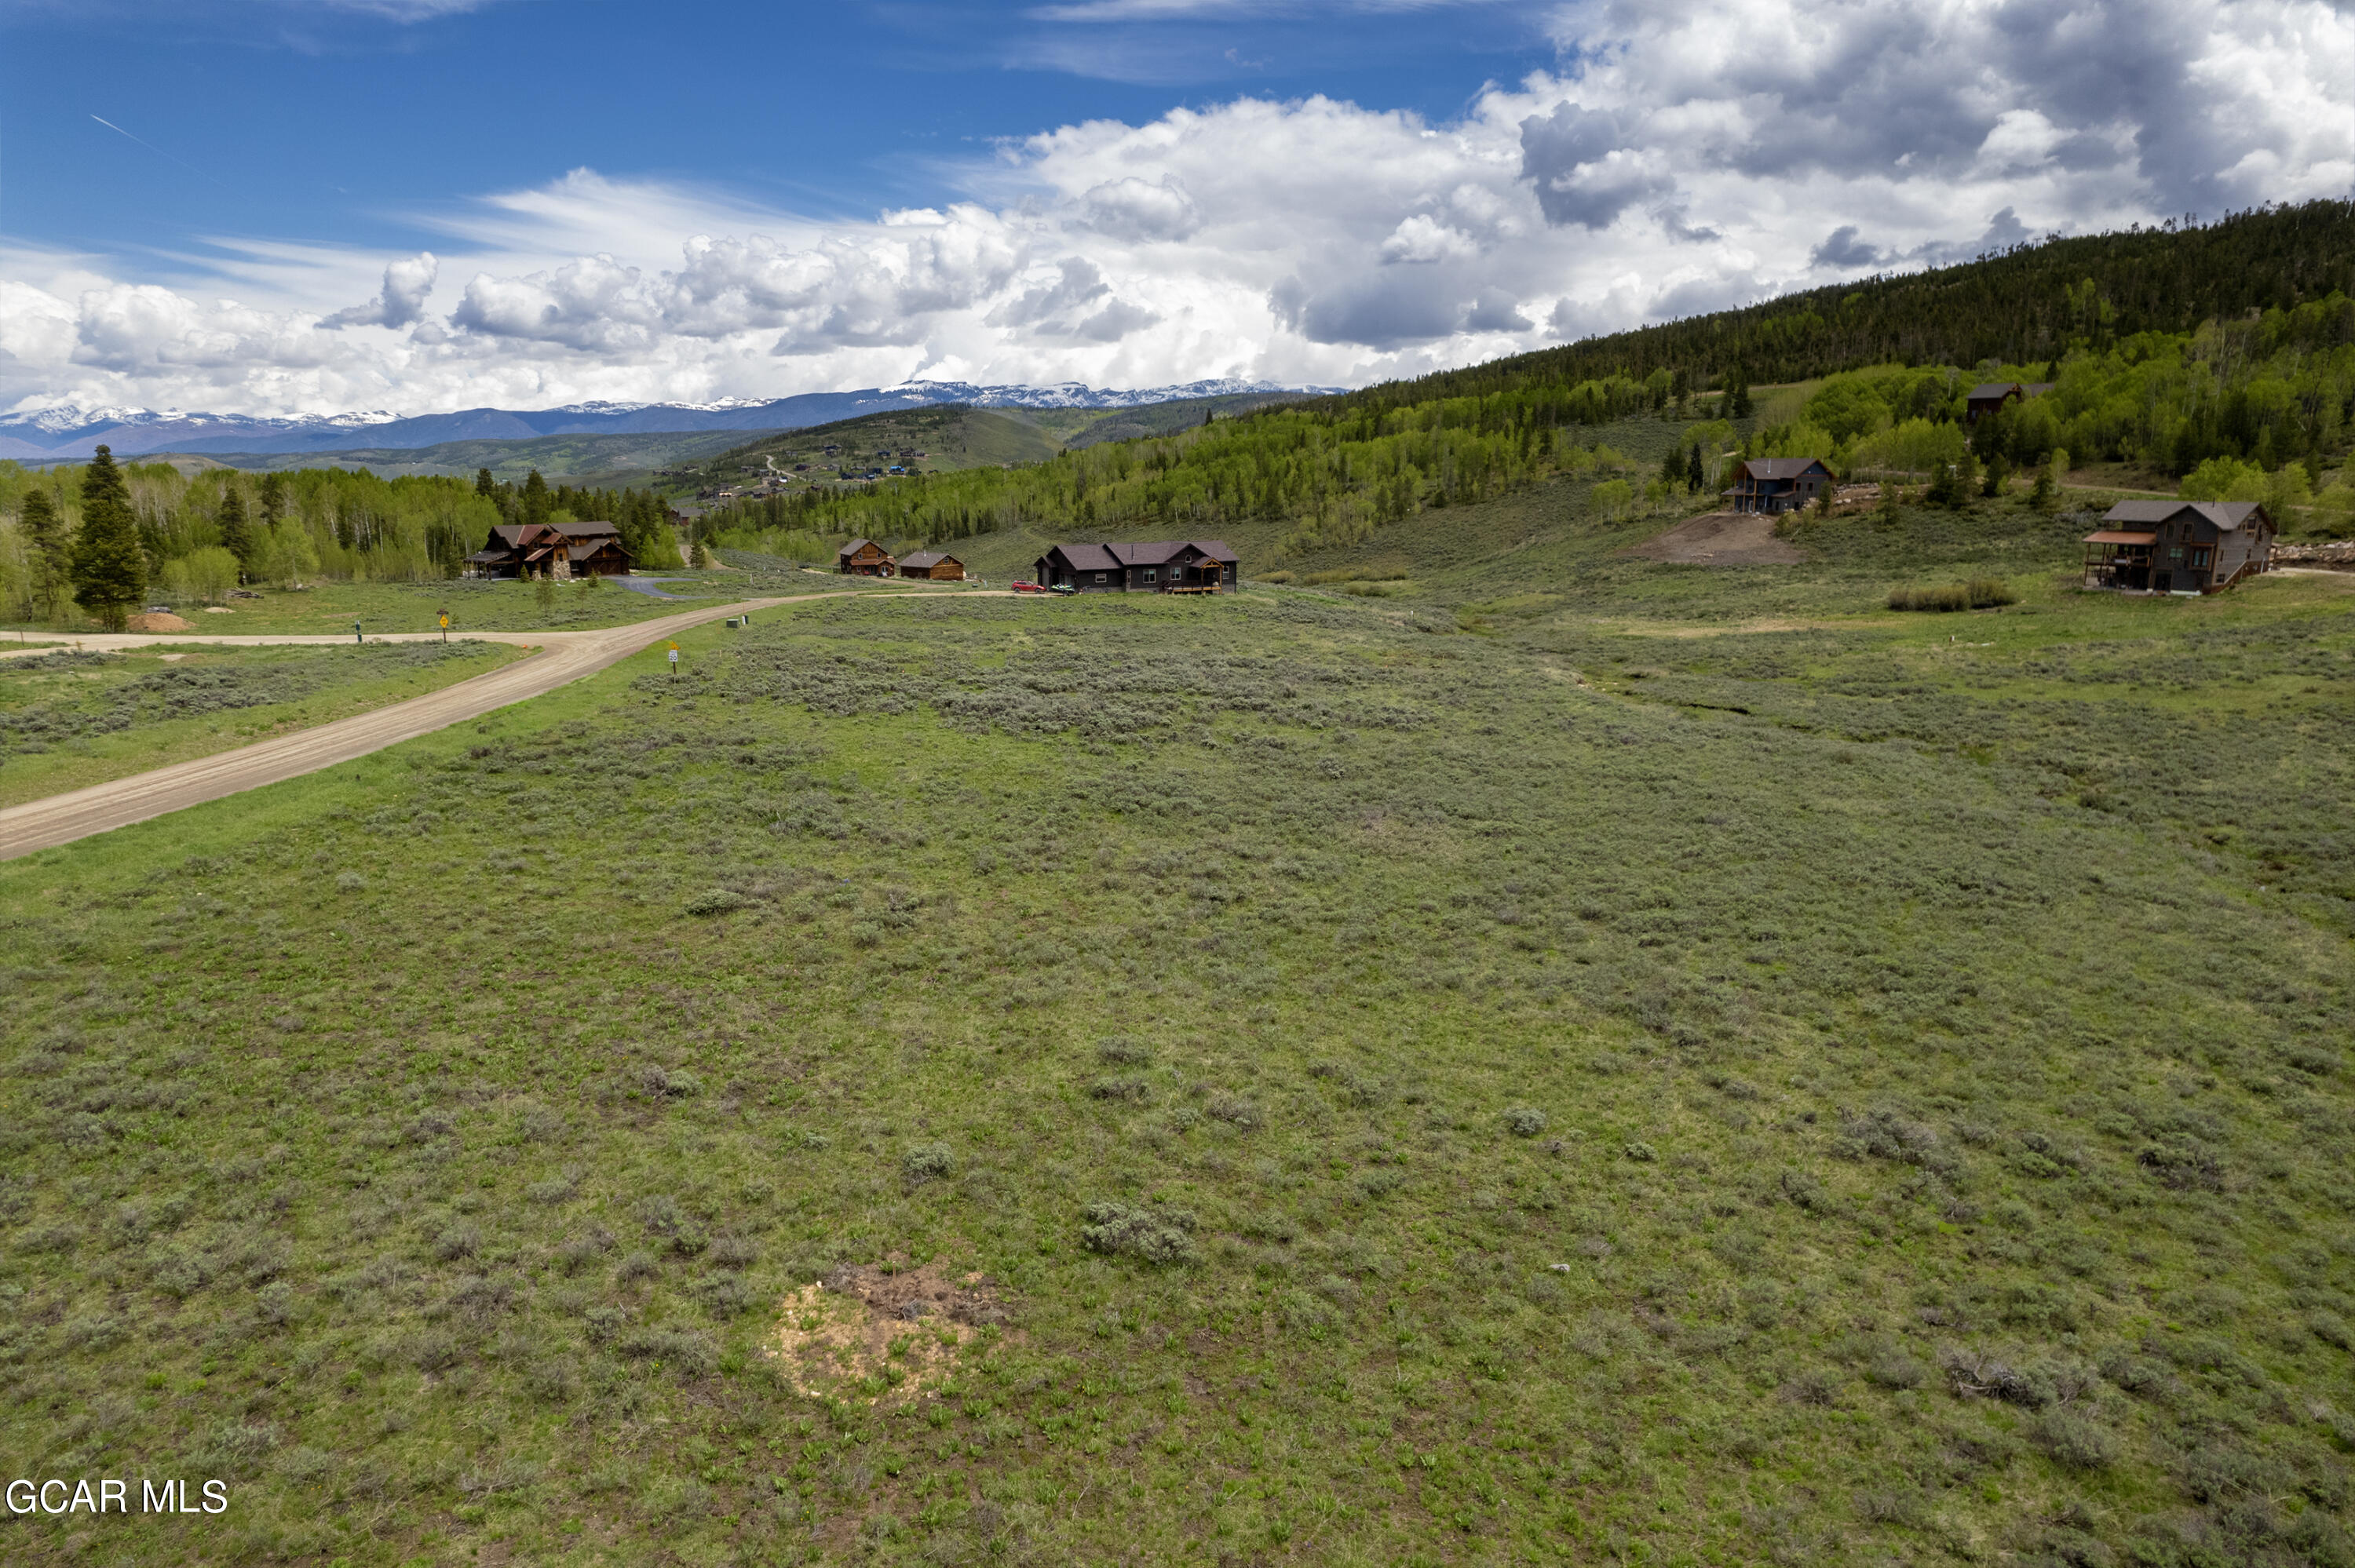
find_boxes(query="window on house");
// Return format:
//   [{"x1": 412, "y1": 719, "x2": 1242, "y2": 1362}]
[
  {"x1": 1095, "y1": 572, "x2": 1107, "y2": 583},
  {"x1": 1144, "y1": 569, "x2": 1156, "y2": 582}
]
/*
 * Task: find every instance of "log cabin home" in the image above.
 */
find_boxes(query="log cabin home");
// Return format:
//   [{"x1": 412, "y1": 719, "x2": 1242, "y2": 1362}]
[
  {"x1": 897, "y1": 550, "x2": 965, "y2": 581},
  {"x1": 1722, "y1": 458, "x2": 1835, "y2": 515},
  {"x1": 838, "y1": 538, "x2": 896, "y2": 576},
  {"x1": 1031, "y1": 539, "x2": 1238, "y2": 593},
  {"x1": 1966, "y1": 381, "x2": 2056, "y2": 423},
  {"x1": 465, "y1": 520, "x2": 633, "y2": 579},
  {"x1": 2082, "y1": 499, "x2": 2273, "y2": 594}
]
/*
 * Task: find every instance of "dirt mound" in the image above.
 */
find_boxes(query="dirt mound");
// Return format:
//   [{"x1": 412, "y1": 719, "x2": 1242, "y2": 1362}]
[
  {"x1": 1623, "y1": 511, "x2": 1805, "y2": 565},
  {"x1": 766, "y1": 1260, "x2": 1006, "y2": 1403},
  {"x1": 124, "y1": 612, "x2": 197, "y2": 632}
]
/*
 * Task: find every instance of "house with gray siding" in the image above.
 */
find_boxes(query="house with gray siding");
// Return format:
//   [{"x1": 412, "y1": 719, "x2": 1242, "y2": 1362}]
[
  {"x1": 2082, "y1": 500, "x2": 2273, "y2": 594},
  {"x1": 1722, "y1": 458, "x2": 1834, "y2": 514}
]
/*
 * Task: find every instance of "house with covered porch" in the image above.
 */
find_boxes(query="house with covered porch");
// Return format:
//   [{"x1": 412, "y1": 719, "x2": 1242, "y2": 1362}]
[
  {"x1": 1722, "y1": 458, "x2": 1835, "y2": 514},
  {"x1": 2082, "y1": 499, "x2": 2273, "y2": 594},
  {"x1": 1032, "y1": 540, "x2": 1238, "y2": 593}
]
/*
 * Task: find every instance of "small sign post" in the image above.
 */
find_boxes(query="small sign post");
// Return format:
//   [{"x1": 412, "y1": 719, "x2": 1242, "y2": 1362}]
[
  {"x1": 667, "y1": 641, "x2": 681, "y2": 676},
  {"x1": 352, "y1": 620, "x2": 363, "y2": 646},
  {"x1": 438, "y1": 610, "x2": 451, "y2": 644}
]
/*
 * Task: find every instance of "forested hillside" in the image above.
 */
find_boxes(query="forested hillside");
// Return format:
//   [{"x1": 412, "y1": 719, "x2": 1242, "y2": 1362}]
[{"x1": 1342, "y1": 199, "x2": 2355, "y2": 407}]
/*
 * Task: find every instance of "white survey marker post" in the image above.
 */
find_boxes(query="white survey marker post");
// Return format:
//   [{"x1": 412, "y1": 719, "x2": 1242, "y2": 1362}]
[{"x1": 667, "y1": 641, "x2": 681, "y2": 675}]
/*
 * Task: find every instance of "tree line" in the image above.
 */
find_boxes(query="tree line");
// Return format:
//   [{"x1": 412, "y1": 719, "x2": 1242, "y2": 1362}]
[{"x1": 0, "y1": 455, "x2": 692, "y2": 628}]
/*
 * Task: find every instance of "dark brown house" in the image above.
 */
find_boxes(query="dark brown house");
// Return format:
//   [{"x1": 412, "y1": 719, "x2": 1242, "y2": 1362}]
[
  {"x1": 1722, "y1": 458, "x2": 1834, "y2": 515},
  {"x1": 838, "y1": 538, "x2": 896, "y2": 576},
  {"x1": 897, "y1": 551, "x2": 965, "y2": 581},
  {"x1": 1031, "y1": 539, "x2": 1238, "y2": 593},
  {"x1": 2083, "y1": 500, "x2": 2273, "y2": 594},
  {"x1": 1966, "y1": 381, "x2": 2055, "y2": 423},
  {"x1": 465, "y1": 520, "x2": 633, "y2": 579}
]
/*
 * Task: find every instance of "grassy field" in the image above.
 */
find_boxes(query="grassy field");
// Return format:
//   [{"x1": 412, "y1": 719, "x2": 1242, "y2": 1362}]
[
  {"x1": 0, "y1": 569, "x2": 857, "y2": 641},
  {"x1": 0, "y1": 462, "x2": 2350, "y2": 1567},
  {"x1": 0, "y1": 641, "x2": 534, "y2": 809}
]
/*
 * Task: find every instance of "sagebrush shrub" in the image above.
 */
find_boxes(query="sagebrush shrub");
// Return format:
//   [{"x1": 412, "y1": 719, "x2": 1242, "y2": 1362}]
[
  {"x1": 2028, "y1": 1409, "x2": 2118, "y2": 1471},
  {"x1": 1080, "y1": 1201, "x2": 1199, "y2": 1265},
  {"x1": 1502, "y1": 1106, "x2": 1548, "y2": 1137},
  {"x1": 901, "y1": 1143, "x2": 955, "y2": 1184}
]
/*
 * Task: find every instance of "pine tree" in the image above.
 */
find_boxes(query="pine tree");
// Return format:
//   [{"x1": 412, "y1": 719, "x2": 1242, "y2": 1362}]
[
  {"x1": 520, "y1": 470, "x2": 552, "y2": 529},
  {"x1": 20, "y1": 485, "x2": 72, "y2": 621},
  {"x1": 257, "y1": 471, "x2": 285, "y2": 527},
  {"x1": 217, "y1": 483, "x2": 254, "y2": 578},
  {"x1": 1685, "y1": 443, "x2": 1706, "y2": 493},
  {"x1": 70, "y1": 444, "x2": 148, "y2": 631},
  {"x1": 476, "y1": 468, "x2": 497, "y2": 500}
]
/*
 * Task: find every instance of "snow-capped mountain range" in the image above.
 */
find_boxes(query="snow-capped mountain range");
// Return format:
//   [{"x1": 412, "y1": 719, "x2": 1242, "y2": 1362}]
[{"x1": 0, "y1": 380, "x2": 1337, "y2": 461}]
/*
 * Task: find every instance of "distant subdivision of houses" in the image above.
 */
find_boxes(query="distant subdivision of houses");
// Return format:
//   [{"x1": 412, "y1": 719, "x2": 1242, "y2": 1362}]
[
  {"x1": 2082, "y1": 500, "x2": 2273, "y2": 594},
  {"x1": 466, "y1": 521, "x2": 633, "y2": 579},
  {"x1": 1031, "y1": 540, "x2": 1238, "y2": 592}
]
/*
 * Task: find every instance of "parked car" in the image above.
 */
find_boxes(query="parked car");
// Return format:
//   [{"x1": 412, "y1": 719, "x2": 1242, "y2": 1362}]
[{"x1": 1013, "y1": 580, "x2": 1051, "y2": 593}]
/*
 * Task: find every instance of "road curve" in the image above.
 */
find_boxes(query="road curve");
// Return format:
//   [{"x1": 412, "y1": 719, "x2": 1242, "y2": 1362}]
[{"x1": 0, "y1": 594, "x2": 823, "y2": 861}]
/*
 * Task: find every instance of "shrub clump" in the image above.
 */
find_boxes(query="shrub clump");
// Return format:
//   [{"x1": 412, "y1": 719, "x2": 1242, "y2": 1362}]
[
  {"x1": 683, "y1": 889, "x2": 748, "y2": 917},
  {"x1": 2028, "y1": 1408, "x2": 2119, "y2": 1471},
  {"x1": 901, "y1": 1143, "x2": 955, "y2": 1185},
  {"x1": 1887, "y1": 578, "x2": 2015, "y2": 612},
  {"x1": 1502, "y1": 1106, "x2": 1548, "y2": 1137},
  {"x1": 1080, "y1": 1201, "x2": 1199, "y2": 1266},
  {"x1": 616, "y1": 1326, "x2": 719, "y2": 1378},
  {"x1": 640, "y1": 1067, "x2": 703, "y2": 1099}
]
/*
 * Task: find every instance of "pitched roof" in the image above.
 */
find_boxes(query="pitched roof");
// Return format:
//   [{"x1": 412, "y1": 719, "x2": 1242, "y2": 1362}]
[
  {"x1": 2102, "y1": 499, "x2": 2266, "y2": 531},
  {"x1": 838, "y1": 538, "x2": 888, "y2": 558},
  {"x1": 1046, "y1": 542, "x2": 1123, "y2": 572},
  {"x1": 1040, "y1": 539, "x2": 1240, "y2": 571},
  {"x1": 552, "y1": 520, "x2": 620, "y2": 539},
  {"x1": 900, "y1": 551, "x2": 958, "y2": 570},
  {"x1": 1969, "y1": 381, "x2": 2054, "y2": 402},
  {"x1": 1736, "y1": 458, "x2": 1831, "y2": 480},
  {"x1": 1110, "y1": 539, "x2": 1239, "y2": 565}
]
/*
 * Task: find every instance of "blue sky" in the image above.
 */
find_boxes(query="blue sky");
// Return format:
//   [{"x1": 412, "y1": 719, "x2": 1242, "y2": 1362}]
[
  {"x1": 9, "y1": 1, "x2": 1550, "y2": 268},
  {"x1": 2, "y1": 0, "x2": 2349, "y2": 418}
]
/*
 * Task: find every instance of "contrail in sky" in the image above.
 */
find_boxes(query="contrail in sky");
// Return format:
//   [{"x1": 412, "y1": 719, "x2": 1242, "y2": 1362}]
[{"x1": 90, "y1": 115, "x2": 221, "y2": 184}]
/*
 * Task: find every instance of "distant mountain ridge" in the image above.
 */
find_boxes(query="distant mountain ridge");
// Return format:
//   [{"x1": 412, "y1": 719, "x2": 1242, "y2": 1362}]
[{"x1": 0, "y1": 379, "x2": 1338, "y2": 461}]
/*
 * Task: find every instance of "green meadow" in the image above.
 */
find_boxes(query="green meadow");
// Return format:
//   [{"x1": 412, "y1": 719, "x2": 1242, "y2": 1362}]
[
  {"x1": 1, "y1": 465, "x2": 2350, "y2": 1568},
  {"x1": 0, "y1": 641, "x2": 531, "y2": 809}
]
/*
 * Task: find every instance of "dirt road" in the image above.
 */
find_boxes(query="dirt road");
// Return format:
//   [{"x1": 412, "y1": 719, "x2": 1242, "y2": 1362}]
[
  {"x1": 0, "y1": 594, "x2": 820, "y2": 861},
  {"x1": 1621, "y1": 511, "x2": 1806, "y2": 565}
]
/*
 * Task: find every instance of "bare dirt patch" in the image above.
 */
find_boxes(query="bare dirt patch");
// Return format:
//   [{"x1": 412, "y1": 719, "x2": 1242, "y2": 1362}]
[
  {"x1": 124, "y1": 612, "x2": 197, "y2": 632},
  {"x1": 765, "y1": 1261, "x2": 1006, "y2": 1403},
  {"x1": 1622, "y1": 511, "x2": 1805, "y2": 566}
]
